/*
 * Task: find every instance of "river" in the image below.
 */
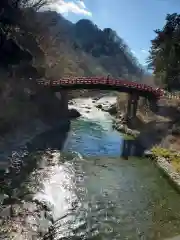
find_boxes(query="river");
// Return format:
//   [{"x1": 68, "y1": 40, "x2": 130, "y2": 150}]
[{"x1": 2, "y1": 96, "x2": 180, "y2": 240}]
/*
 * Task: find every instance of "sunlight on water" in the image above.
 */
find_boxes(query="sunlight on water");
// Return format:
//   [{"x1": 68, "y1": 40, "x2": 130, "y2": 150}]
[
  {"x1": 34, "y1": 153, "x2": 80, "y2": 221},
  {"x1": 31, "y1": 96, "x2": 180, "y2": 240}
]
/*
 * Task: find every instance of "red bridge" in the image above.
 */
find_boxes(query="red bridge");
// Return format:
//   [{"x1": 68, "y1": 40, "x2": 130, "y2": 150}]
[
  {"x1": 37, "y1": 76, "x2": 164, "y2": 99},
  {"x1": 37, "y1": 76, "x2": 164, "y2": 121}
]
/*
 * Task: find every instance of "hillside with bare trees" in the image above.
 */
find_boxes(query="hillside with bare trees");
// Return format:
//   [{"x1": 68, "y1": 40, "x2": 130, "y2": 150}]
[{"x1": 0, "y1": 0, "x2": 146, "y2": 135}]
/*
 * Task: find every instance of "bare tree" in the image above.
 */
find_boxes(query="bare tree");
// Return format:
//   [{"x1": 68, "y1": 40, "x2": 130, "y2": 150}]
[{"x1": 19, "y1": 0, "x2": 57, "y2": 10}]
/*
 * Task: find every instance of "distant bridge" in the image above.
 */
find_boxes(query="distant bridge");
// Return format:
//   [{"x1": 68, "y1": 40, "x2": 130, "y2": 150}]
[{"x1": 37, "y1": 76, "x2": 165, "y2": 121}]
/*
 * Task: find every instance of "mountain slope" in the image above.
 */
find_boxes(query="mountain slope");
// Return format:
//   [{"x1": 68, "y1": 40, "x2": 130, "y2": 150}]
[
  {"x1": 36, "y1": 11, "x2": 145, "y2": 81},
  {"x1": 0, "y1": 8, "x2": 146, "y2": 137}
]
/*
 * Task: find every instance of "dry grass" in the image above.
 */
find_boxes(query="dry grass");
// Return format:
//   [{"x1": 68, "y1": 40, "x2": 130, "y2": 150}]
[{"x1": 152, "y1": 146, "x2": 180, "y2": 172}]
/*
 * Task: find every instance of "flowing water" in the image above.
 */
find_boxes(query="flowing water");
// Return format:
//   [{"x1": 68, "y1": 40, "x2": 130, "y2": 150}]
[{"x1": 8, "y1": 96, "x2": 180, "y2": 239}]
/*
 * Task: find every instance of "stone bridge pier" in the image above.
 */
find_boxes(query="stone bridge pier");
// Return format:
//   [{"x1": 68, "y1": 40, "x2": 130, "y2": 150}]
[
  {"x1": 36, "y1": 88, "x2": 69, "y2": 121},
  {"x1": 54, "y1": 90, "x2": 69, "y2": 118},
  {"x1": 54, "y1": 90, "x2": 69, "y2": 117},
  {"x1": 124, "y1": 93, "x2": 159, "y2": 123},
  {"x1": 125, "y1": 92, "x2": 139, "y2": 122}
]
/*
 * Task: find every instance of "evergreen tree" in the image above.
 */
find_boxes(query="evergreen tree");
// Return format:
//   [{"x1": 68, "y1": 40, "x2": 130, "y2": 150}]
[{"x1": 148, "y1": 13, "x2": 180, "y2": 91}]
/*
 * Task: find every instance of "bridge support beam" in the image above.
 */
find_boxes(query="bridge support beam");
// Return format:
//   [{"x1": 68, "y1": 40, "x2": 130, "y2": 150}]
[{"x1": 125, "y1": 93, "x2": 139, "y2": 122}]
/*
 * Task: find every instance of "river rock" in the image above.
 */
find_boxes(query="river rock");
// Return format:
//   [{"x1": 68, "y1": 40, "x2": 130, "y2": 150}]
[
  {"x1": 172, "y1": 123, "x2": 180, "y2": 135},
  {"x1": 107, "y1": 104, "x2": 117, "y2": 115},
  {"x1": 0, "y1": 206, "x2": 11, "y2": 217},
  {"x1": 0, "y1": 194, "x2": 9, "y2": 205},
  {"x1": 96, "y1": 104, "x2": 103, "y2": 109},
  {"x1": 144, "y1": 150, "x2": 153, "y2": 157},
  {"x1": 68, "y1": 109, "x2": 81, "y2": 119}
]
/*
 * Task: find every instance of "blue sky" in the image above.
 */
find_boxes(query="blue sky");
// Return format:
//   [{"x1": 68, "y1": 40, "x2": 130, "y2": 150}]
[{"x1": 48, "y1": 0, "x2": 180, "y2": 65}]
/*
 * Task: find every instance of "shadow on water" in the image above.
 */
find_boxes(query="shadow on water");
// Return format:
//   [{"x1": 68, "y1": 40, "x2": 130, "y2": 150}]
[
  {"x1": 26, "y1": 120, "x2": 71, "y2": 152},
  {"x1": 2, "y1": 120, "x2": 71, "y2": 201},
  {"x1": 121, "y1": 139, "x2": 146, "y2": 159}
]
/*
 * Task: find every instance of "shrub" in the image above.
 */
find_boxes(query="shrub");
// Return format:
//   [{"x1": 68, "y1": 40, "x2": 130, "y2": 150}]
[{"x1": 151, "y1": 146, "x2": 180, "y2": 172}]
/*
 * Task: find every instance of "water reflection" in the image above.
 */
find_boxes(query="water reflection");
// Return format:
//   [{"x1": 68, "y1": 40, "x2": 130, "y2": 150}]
[{"x1": 121, "y1": 140, "x2": 145, "y2": 159}]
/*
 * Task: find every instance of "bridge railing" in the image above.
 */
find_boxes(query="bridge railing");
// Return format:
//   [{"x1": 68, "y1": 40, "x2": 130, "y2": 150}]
[
  {"x1": 163, "y1": 91, "x2": 180, "y2": 100},
  {"x1": 37, "y1": 76, "x2": 164, "y2": 98}
]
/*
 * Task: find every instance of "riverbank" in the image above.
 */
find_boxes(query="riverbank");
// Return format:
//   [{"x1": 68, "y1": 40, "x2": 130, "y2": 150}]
[
  {"x1": 0, "y1": 108, "x2": 79, "y2": 239},
  {"x1": 0, "y1": 112, "x2": 77, "y2": 171},
  {"x1": 112, "y1": 118, "x2": 139, "y2": 138},
  {"x1": 0, "y1": 118, "x2": 72, "y2": 239},
  {"x1": 151, "y1": 155, "x2": 180, "y2": 192},
  {"x1": 0, "y1": 150, "x2": 63, "y2": 240},
  {"x1": 107, "y1": 93, "x2": 180, "y2": 195}
]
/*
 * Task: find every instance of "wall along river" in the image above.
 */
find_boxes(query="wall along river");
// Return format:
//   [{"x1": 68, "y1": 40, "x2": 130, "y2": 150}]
[{"x1": 9, "y1": 96, "x2": 180, "y2": 239}]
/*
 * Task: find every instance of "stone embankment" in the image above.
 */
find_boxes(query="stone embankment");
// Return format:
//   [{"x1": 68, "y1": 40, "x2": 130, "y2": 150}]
[
  {"x1": 112, "y1": 119, "x2": 139, "y2": 138},
  {"x1": 150, "y1": 155, "x2": 180, "y2": 192},
  {"x1": 95, "y1": 100, "x2": 140, "y2": 138}
]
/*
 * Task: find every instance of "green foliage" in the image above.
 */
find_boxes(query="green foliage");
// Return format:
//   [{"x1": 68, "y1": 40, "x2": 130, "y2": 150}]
[
  {"x1": 148, "y1": 13, "x2": 180, "y2": 90},
  {"x1": 152, "y1": 146, "x2": 180, "y2": 172}
]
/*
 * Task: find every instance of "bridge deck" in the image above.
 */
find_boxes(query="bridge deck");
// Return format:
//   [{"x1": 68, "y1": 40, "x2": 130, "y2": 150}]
[{"x1": 37, "y1": 77, "x2": 163, "y2": 99}]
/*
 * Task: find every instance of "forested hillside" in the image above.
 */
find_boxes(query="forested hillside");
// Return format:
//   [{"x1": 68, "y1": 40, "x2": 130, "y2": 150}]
[
  {"x1": 36, "y1": 11, "x2": 145, "y2": 80},
  {"x1": 0, "y1": 0, "x2": 145, "y2": 80}
]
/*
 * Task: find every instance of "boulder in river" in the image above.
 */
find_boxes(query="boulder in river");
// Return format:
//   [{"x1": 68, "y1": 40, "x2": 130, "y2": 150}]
[
  {"x1": 68, "y1": 109, "x2": 81, "y2": 119},
  {"x1": 108, "y1": 104, "x2": 117, "y2": 115},
  {"x1": 96, "y1": 104, "x2": 103, "y2": 109}
]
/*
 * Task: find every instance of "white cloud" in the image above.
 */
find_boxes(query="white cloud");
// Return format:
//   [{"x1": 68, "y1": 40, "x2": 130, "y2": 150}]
[
  {"x1": 45, "y1": 0, "x2": 92, "y2": 17},
  {"x1": 131, "y1": 50, "x2": 136, "y2": 55},
  {"x1": 141, "y1": 49, "x2": 148, "y2": 54},
  {"x1": 77, "y1": 0, "x2": 86, "y2": 9}
]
